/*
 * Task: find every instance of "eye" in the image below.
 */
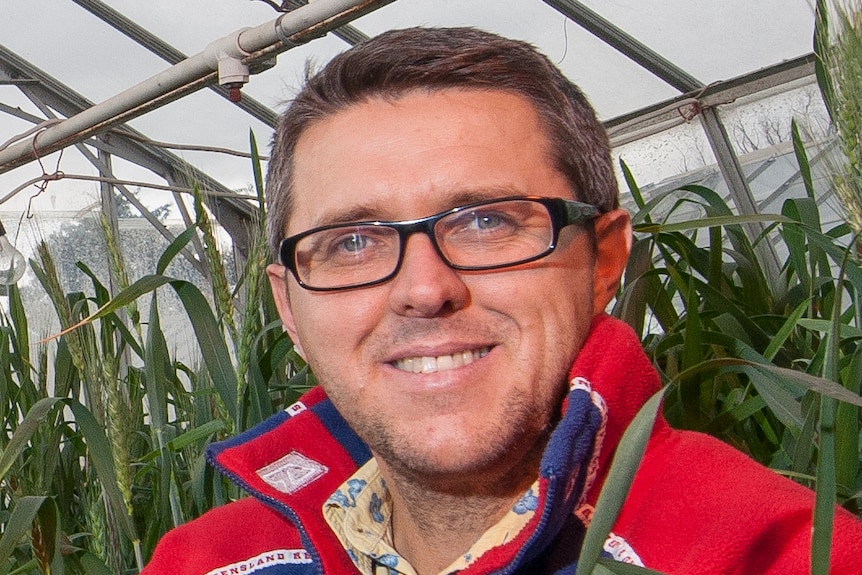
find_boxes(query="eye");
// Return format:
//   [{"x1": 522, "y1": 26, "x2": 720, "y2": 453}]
[
  {"x1": 333, "y1": 232, "x2": 369, "y2": 254},
  {"x1": 471, "y1": 212, "x2": 505, "y2": 230},
  {"x1": 318, "y1": 226, "x2": 395, "y2": 262},
  {"x1": 451, "y1": 209, "x2": 518, "y2": 235}
]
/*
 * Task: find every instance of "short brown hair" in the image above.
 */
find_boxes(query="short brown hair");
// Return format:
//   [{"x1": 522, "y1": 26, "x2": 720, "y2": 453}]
[{"x1": 266, "y1": 27, "x2": 618, "y2": 257}]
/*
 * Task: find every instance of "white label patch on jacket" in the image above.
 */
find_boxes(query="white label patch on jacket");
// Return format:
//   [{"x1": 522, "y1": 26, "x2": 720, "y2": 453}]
[
  {"x1": 257, "y1": 451, "x2": 328, "y2": 494},
  {"x1": 575, "y1": 505, "x2": 644, "y2": 567},
  {"x1": 203, "y1": 550, "x2": 312, "y2": 575},
  {"x1": 603, "y1": 533, "x2": 644, "y2": 566},
  {"x1": 285, "y1": 401, "x2": 307, "y2": 417}
]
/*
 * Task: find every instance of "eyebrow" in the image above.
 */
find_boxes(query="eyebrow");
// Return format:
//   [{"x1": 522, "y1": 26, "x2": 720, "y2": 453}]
[
  {"x1": 309, "y1": 187, "x2": 526, "y2": 228},
  {"x1": 314, "y1": 205, "x2": 385, "y2": 227}
]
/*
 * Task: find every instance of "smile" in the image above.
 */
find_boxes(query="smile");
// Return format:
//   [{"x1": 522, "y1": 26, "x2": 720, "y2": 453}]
[{"x1": 392, "y1": 347, "x2": 491, "y2": 374}]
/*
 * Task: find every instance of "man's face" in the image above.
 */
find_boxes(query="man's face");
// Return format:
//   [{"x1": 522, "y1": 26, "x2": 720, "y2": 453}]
[{"x1": 268, "y1": 89, "x2": 628, "y2": 488}]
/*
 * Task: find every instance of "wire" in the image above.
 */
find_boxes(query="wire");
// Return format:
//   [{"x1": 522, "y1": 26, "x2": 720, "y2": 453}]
[
  {"x1": 113, "y1": 130, "x2": 271, "y2": 160},
  {"x1": 0, "y1": 121, "x2": 270, "y2": 162},
  {"x1": 606, "y1": 97, "x2": 703, "y2": 138},
  {"x1": 0, "y1": 119, "x2": 63, "y2": 152},
  {"x1": 1, "y1": 172, "x2": 258, "y2": 207},
  {"x1": 24, "y1": 127, "x2": 68, "y2": 218}
]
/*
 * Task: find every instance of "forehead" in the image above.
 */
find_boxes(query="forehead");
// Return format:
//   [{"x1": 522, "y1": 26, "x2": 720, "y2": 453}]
[{"x1": 285, "y1": 89, "x2": 565, "y2": 234}]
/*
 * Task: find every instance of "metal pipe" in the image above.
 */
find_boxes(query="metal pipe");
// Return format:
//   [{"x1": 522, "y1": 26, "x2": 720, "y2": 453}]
[
  {"x1": 70, "y1": 0, "x2": 280, "y2": 126},
  {"x1": 0, "y1": 0, "x2": 391, "y2": 173}
]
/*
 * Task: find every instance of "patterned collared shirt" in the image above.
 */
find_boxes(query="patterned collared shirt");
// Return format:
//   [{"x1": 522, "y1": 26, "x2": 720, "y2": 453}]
[{"x1": 323, "y1": 459, "x2": 540, "y2": 575}]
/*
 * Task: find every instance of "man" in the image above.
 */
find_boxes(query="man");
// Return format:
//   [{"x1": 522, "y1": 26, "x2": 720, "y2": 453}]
[{"x1": 143, "y1": 27, "x2": 862, "y2": 574}]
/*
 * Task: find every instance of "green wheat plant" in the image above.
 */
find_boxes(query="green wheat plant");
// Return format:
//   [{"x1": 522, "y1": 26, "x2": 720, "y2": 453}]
[
  {"x1": 0, "y1": 132, "x2": 304, "y2": 574},
  {"x1": 1, "y1": 105, "x2": 859, "y2": 575},
  {"x1": 816, "y1": 0, "x2": 862, "y2": 238},
  {"x1": 613, "y1": 127, "x2": 862, "y2": 574}
]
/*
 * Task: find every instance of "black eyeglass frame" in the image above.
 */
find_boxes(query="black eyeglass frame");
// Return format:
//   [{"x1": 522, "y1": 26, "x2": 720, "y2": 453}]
[{"x1": 278, "y1": 195, "x2": 601, "y2": 292}]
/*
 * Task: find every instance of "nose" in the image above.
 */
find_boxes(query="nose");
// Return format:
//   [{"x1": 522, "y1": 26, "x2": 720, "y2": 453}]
[{"x1": 387, "y1": 233, "x2": 469, "y2": 318}]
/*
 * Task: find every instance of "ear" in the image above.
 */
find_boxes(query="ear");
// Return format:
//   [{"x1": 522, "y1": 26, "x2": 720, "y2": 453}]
[
  {"x1": 592, "y1": 209, "x2": 632, "y2": 315},
  {"x1": 266, "y1": 263, "x2": 306, "y2": 359}
]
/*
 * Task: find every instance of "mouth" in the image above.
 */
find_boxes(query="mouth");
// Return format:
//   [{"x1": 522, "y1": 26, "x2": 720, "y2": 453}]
[{"x1": 392, "y1": 347, "x2": 491, "y2": 374}]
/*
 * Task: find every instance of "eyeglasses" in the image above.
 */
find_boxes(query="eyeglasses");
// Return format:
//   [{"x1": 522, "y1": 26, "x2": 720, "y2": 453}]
[{"x1": 279, "y1": 196, "x2": 600, "y2": 292}]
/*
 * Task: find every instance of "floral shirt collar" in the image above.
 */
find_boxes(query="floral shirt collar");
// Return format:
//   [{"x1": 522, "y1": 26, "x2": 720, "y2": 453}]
[{"x1": 323, "y1": 459, "x2": 540, "y2": 575}]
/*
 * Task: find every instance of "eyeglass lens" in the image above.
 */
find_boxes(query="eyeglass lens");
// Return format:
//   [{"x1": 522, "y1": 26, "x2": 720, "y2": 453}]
[{"x1": 291, "y1": 199, "x2": 557, "y2": 290}]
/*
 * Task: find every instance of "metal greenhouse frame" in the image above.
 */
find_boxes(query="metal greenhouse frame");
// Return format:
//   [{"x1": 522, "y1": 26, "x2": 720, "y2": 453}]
[{"x1": 0, "y1": 0, "x2": 829, "y2": 275}]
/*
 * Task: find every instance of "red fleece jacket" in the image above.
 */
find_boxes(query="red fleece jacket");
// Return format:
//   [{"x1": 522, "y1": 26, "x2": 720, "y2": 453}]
[
  {"x1": 576, "y1": 316, "x2": 862, "y2": 574},
  {"x1": 142, "y1": 315, "x2": 862, "y2": 575}
]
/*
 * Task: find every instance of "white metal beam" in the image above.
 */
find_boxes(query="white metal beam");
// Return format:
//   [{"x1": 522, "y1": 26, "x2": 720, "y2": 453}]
[
  {"x1": 0, "y1": 0, "x2": 393, "y2": 173},
  {"x1": 0, "y1": 44, "x2": 257, "y2": 254},
  {"x1": 542, "y1": 0, "x2": 702, "y2": 93},
  {"x1": 70, "y1": 0, "x2": 280, "y2": 127}
]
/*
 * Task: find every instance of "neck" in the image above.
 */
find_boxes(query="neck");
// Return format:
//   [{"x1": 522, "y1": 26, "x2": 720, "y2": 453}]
[
  {"x1": 376, "y1": 443, "x2": 546, "y2": 575},
  {"x1": 388, "y1": 474, "x2": 528, "y2": 574}
]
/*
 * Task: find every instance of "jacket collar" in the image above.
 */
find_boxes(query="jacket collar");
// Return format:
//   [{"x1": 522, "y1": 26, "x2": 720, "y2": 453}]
[{"x1": 206, "y1": 314, "x2": 660, "y2": 573}]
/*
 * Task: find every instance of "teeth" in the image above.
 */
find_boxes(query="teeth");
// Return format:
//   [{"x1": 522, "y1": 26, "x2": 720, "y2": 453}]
[{"x1": 393, "y1": 347, "x2": 490, "y2": 374}]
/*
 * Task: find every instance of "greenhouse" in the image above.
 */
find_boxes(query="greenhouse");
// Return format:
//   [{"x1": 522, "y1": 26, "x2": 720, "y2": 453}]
[{"x1": 1, "y1": 1, "x2": 861, "y2": 573}]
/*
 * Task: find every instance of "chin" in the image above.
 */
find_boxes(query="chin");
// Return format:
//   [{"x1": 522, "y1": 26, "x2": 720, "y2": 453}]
[{"x1": 374, "y1": 427, "x2": 544, "y2": 492}]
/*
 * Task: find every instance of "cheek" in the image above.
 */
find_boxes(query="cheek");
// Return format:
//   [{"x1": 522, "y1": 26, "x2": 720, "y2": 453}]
[
  {"x1": 532, "y1": 269, "x2": 596, "y2": 364},
  {"x1": 291, "y1": 291, "x2": 384, "y2": 365}
]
